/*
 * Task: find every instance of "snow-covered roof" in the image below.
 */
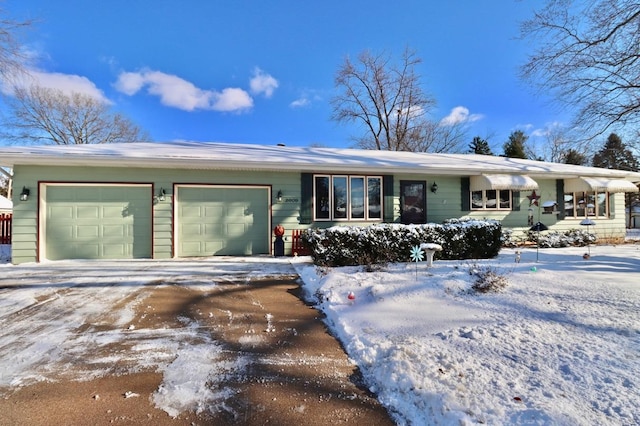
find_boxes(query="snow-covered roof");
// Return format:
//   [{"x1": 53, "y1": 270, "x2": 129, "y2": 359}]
[
  {"x1": 2, "y1": 141, "x2": 640, "y2": 181},
  {"x1": 0, "y1": 195, "x2": 12, "y2": 210}
]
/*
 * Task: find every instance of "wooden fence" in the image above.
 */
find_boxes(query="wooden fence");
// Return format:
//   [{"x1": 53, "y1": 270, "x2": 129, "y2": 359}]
[
  {"x1": 291, "y1": 229, "x2": 311, "y2": 256},
  {"x1": 0, "y1": 214, "x2": 11, "y2": 244}
]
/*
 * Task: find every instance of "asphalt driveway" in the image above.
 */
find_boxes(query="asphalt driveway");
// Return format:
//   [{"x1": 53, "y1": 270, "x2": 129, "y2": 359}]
[{"x1": 0, "y1": 258, "x2": 394, "y2": 425}]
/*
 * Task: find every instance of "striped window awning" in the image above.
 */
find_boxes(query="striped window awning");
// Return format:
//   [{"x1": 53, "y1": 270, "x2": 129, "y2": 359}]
[
  {"x1": 470, "y1": 174, "x2": 539, "y2": 191},
  {"x1": 564, "y1": 177, "x2": 639, "y2": 193}
]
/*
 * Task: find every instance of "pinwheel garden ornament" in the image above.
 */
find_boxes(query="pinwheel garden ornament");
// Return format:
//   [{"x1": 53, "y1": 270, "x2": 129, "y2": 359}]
[{"x1": 410, "y1": 245, "x2": 424, "y2": 278}]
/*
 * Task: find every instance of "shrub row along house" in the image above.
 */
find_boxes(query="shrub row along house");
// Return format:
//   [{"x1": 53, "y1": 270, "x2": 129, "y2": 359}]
[{"x1": 2, "y1": 141, "x2": 639, "y2": 264}]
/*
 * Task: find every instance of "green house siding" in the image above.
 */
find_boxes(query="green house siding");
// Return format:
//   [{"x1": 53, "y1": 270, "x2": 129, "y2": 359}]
[{"x1": 7, "y1": 164, "x2": 632, "y2": 263}]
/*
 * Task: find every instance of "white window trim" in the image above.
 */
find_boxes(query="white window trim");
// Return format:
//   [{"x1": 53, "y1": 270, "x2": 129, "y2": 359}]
[
  {"x1": 564, "y1": 191, "x2": 609, "y2": 218},
  {"x1": 470, "y1": 189, "x2": 512, "y2": 211},
  {"x1": 313, "y1": 174, "x2": 382, "y2": 221}
]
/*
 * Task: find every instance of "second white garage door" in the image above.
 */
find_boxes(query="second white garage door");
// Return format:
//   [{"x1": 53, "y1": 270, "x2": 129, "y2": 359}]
[{"x1": 176, "y1": 185, "x2": 270, "y2": 257}]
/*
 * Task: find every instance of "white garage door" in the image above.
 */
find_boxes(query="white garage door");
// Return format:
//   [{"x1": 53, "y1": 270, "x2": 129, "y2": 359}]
[
  {"x1": 176, "y1": 186, "x2": 270, "y2": 257},
  {"x1": 44, "y1": 185, "x2": 152, "y2": 260}
]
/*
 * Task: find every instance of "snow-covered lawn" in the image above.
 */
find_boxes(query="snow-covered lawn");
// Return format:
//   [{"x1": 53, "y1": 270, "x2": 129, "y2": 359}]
[
  {"x1": 294, "y1": 244, "x2": 640, "y2": 425},
  {"x1": 1, "y1": 243, "x2": 639, "y2": 425}
]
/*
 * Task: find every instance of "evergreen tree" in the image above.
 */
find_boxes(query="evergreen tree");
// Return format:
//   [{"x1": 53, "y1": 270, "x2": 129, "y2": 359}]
[
  {"x1": 592, "y1": 133, "x2": 639, "y2": 228},
  {"x1": 562, "y1": 149, "x2": 588, "y2": 165},
  {"x1": 469, "y1": 136, "x2": 493, "y2": 155},
  {"x1": 502, "y1": 130, "x2": 528, "y2": 159},
  {"x1": 592, "y1": 133, "x2": 638, "y2": 171}
]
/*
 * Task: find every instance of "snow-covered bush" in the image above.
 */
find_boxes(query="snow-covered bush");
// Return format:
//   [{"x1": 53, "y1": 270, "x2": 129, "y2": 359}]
[
  {"x1": 302, "y1": 219, "x2": 502, "y2": 267},
  {"x1": 501, "y1": 228, "x2": 528, "y2": 248},
  {"x1": 470, "y1": 266, "x2": 508, "y2": 293},
  {"x1": 527, "y1": 228, "x2": 597, "y2": 248}
]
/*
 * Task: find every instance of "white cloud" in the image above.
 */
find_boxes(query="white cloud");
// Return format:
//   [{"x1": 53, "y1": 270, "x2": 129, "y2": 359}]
[
  {"x1": 2, "y1": 69, "x2": 111, "y2": 103},
  {"x1": 514, "y1": 123, "x2": 535, "y2": 132},
  {"x1": 531, "y1": 128, "x2": 547, "y2": 137},
  {"x1": 290, "y1": 97, "x2": 310, "y2": 108},
  {"x1": 114, "y1": 69, "x2": 253, "y2": 112},
  {"x1": 211, "y1": 87, "x2": 254, "y2": 112},
  {"x1": 114, "y1": 71, "x2": 146, "y2": 96},
  {"x1": 249, "y1": 68, "x2": 278, "y2": 98},
  {"x1": 440, "y1": 106, "x2": 483, "y2": 126}
]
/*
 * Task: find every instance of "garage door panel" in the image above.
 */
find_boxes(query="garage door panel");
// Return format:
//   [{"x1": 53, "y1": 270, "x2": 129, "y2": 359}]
[
  {"x1": 182, "y1": 223, "x2": 202, "y2": 235},
  {"x1": 50, "y1": 206, "x2": 74, "y2": 218},
  {"x1": 76, "y1": 244, "x2": 100, "y2": 258},
  {"x1": 178, "y1": 187, "x2": 269, "y2": 257},
  {"x1": 226, "y1": 223, "x2": 246, "y2": 237},
  {"x1": 103, "y1": 206, "x2": 125, "y2": 217},
  {"x1": 45, "y1": 185, "x2": 152, "y2": 260},
  {"x1": 204, "y1": 205, "x2": 224, "y2": 217},
  {"x1": 205, "y1": 241, "x2": 225, "y2": 254},
  {"x1": 181, "y1": 207, "x2": 203, "y2": 218},
  {"x1": 103, "y1": 225, "x2": 125, "y2": 237},
  {"x1": 77, "y1": 225, "x2": 99, "y2": 238},
  {"x1": 77, "y1": 206, "x2": 100, "y2": 219},
  {"x1": 103, "y1": 244, "x2": 126, "y2": 257}
]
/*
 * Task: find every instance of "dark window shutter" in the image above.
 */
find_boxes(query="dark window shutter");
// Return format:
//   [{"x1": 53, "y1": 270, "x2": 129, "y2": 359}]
[
  {"x1": 556, "y1": 179, "x2": 565, "y2": 219},
  {"x1": 512, "y1": 191, "x2": 520, "y2": 211},
  {"x1": 461, "y1": 177, "x2": 470, "y2": 211},
  {"x1": 299, "y1": 173, "x2": 313, "y2": 224},
  {"x1": 383, "y1": 175, "x2": 394, "y2": 222}
]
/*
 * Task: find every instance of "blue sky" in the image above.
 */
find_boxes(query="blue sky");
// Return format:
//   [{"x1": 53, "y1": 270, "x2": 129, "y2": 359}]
[{"x1": 2, "y1": 1, "x2": 563, "y2": 152}]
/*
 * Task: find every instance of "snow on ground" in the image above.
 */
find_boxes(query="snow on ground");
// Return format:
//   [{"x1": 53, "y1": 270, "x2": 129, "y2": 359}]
[
  {"x1": 0, "y1": 255, "x2": 296, "y2": 418},
  {"x1": 1, "y1": 243, "x2": 639, "y2": 425},
  {"x1": 293, "y1": 244, "x2": 640, "y2": 425},
  {"x1": 0, "y1": 244, "x2": 9, "y2": 263}
]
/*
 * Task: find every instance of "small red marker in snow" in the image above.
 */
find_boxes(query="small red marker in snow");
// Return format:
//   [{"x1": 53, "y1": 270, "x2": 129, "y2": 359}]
[{"x1": 347, "y1": 291, "x2": 355, "y2": 301}]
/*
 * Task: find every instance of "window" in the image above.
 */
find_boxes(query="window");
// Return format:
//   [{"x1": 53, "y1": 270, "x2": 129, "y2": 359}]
[
  {"x1": 313, "y1": 175, "x2": 382, "y2": 221},
  {"x1": 471, "y1": 189, "x2": 512, "y2": 210},
  {"x1": 564, "y1": 192, "x2": 608, "y2": 218}
]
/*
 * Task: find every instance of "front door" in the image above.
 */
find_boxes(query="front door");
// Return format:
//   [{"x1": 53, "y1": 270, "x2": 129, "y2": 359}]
[{"x1": 400, "y1": 181, "x2": 426, "y2": 224}]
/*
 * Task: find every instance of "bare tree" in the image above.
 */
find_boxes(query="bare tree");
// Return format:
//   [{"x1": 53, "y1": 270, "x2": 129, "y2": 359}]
[
  {"x1": 416, "y1": 119, "x2": 469, "y2": 153},
  {"x1": 537, "y1": 123, "x2": 591, "y2": 163},
  {"x1": 4, "y1": 85, "x2": 148, "y2": 144},
  {"x1": 331, "y1": 47, "x2": 437, "y2": 151},
  {"x1": 0, "y1": 8, "x2": 31, "y2": 81},
  {"x1": 520, "y1": 0, "x2": 640, "y2": 141}
]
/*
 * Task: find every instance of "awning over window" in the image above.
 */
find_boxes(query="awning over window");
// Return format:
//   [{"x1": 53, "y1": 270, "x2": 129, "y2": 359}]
[
  {"x1": 564, "y1": 177, "x2": 639, "y2": 193},
  {"x1": 470, "y1": 174, "x2": 539, "y2": 191}
]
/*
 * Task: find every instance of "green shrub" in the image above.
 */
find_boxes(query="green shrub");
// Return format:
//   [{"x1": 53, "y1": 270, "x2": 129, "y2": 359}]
[
  {"x1": 527, "y1": 228, "x2": 597, "y2": 248},
  {"x1": 301, "y1": 219, "x2": 502, "y2": 267}
]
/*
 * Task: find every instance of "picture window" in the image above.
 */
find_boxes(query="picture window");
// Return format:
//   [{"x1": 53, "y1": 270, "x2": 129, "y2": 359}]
[{"x1": 313, "y1": 175, "x2": 382, "y2": 221}]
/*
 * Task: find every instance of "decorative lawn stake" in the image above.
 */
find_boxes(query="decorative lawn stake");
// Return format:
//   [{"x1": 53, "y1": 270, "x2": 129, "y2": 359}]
[
  {"x1": 529, "y1": 221, "x2": 548, "y2": 263},
  {"x1": 580, "y1": 218, "x2": 596, "y2": 259},
  {"x1": 527, "y1": 191, "x2": 547, "y2": 263},
  {"x1": 409, "y1": 245, "x2": 424, "y2": 279}
]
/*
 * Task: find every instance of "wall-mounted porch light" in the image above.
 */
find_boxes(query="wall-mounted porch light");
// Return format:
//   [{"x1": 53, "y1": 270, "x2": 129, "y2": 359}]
[
  {"x1": 276, "y1": 190, "x2": 283, "y2": 202},
  {"x1": 430, "y1": 182, "x2": 438, "y2": 193},
  {"x1": 158, "y1": 187, "x2": 166, "y2": 201},
  {"x1": 20, "y1": 186, "x2": 30, "y2": 201}
]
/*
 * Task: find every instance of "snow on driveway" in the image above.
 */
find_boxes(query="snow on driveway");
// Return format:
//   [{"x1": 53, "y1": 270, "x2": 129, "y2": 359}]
[{"x1": 0, "y1": 257, "x2": 296, "y2": 417}]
